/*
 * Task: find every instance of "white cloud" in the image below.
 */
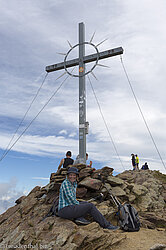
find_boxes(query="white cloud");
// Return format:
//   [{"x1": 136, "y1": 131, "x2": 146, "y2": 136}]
[
  {"x1": 0, "y1": 133, "x2": 78, "y2": 158},
  {"x1": 32, "y1": 177, "x2": 49, "y2": 180},
  {"x1": 59, "y1": 129, "x2": 67, "y2": 135},
  {"x1": 69, "y1": 132, "x2": 77, "y2": 138},
  {"x1": 1, "y1": 131, "x2": 165, "y2": 174},
  {"x1": 0, "y1": 178, "x2": 24, "y2": 215},
  {"x1": 0, "y1": 0, "x2": 166, "y2": 177}
]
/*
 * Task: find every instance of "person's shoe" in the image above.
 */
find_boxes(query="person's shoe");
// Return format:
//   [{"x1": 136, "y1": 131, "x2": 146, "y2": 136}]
[
  {"x1": 105, "y1": 224, "x2": 119, "y2": 230},
  {"x1": 74, "y1": 217, "x2": 91, "y2": 225}
]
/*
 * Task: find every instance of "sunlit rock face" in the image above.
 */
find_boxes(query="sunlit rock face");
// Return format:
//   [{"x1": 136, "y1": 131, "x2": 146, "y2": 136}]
[{"x1": 0, "y1": 166, "x2": 165, "y2": 249}]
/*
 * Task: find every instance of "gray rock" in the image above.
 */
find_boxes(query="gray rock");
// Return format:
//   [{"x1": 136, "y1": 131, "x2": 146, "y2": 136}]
[
  {"x1": 132, "y1": 184, "x2": 148, "y2": 196},
  {"x1": 139, "y1": 194, "x2": 153, "y2": 211},
  {"x1": 111, "y1": 186, "x2": 126, "y2": 197},
  {"x1": 78, "y1": 177, "x2": 102, "y2": 190},
  {"x1": 150, "y1": 244, "x2": 166, "y2": 250},
  {"x1": 107, "y1": 176, "x2": 124, "y2": 186},
  {"x1": 129, "y1": 194, "x2": 136, "y2": 202}
]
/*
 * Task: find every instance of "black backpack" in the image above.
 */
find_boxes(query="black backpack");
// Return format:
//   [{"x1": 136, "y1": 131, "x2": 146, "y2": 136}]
[
  {"x1": 97, "y1": 173, "x2": 140, "y2": 232},
  {"x1": 117, "y1": 203, "x2": 140, "y2": 232}
]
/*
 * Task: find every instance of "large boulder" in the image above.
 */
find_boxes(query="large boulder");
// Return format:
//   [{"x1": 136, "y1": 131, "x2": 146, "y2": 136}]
[
  {"x1": 78, "y1": 177, "x2": 102, "y2": 191},
  {"x1": 91, "y1": 166, "x2": 113, "y2": 180},
  {"x1": 79, "y1": 167, "x2": 94, "y2": 179},
  {"x1": 111, "y1": 186, "x2": 126, "y2": 197},
  {"x1": 76, "y1": 187, "x2": 87, "y2": 198},
  {"x1": 15, "y1": 196, "x2": 26, "y2": 205},
  {"x1": 139, "y1": 212, "x2": 166, "y2": 229},
  {"x1": 131, "y1": 184, "x2": 148, "y2": 196},
  {"x1": 107, "y1": 176, "x2": 124, "y2": 186}
]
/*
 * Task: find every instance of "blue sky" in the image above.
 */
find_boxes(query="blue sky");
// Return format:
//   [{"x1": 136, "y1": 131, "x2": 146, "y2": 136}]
[{"x1": 0, "y1": 0, "x2": 166, "y2": 214}]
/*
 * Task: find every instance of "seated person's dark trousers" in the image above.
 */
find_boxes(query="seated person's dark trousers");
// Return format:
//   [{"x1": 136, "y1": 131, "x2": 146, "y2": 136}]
[{"x1": 58, "y1": 201, "x2": 110, "y2": 228}]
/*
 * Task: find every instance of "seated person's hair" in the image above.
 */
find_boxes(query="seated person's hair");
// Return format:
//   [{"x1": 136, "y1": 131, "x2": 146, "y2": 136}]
[{"x1": 66, "y1": 151, "x2": 72, "y2": 157}]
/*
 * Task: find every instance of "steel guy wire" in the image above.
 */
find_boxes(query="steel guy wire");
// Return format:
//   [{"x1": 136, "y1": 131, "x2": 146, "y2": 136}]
[
  {"x1": 87, "y1": 74, "x2": 125, "y2": 171},
  {"x1": 0, "y1": 72, "x2": 48, "y2": 160},
  {"x1": 120, "y1": 55, "x2": 166, "y2": 171},
  {"x1": 0, "y1": 70, "x2": 73, "y2": 163}
]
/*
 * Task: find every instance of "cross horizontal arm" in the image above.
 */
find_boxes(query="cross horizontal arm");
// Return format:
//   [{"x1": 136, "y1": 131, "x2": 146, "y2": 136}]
[{"x1": 46, "y1": 47, "x2": 123, "y2": 73}]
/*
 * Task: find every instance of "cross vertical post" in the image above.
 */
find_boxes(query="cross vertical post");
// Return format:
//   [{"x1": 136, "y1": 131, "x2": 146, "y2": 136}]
[
  {"x1": 45, "y1": 22, "x2": 124, "y2": 166},
  {"x1": 79, "y1": 22, "x2": 86, "y2": 164}
]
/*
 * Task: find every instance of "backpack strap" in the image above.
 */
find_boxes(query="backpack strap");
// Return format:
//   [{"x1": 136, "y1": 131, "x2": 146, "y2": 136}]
[{"x1": 124, "y1": 204, "x2": 135, "y2": 229}]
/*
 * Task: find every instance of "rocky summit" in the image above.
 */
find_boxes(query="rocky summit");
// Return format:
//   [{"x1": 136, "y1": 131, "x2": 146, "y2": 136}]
[{"x1": 0, "y1": 165, "x2": 166, "y2": 250}]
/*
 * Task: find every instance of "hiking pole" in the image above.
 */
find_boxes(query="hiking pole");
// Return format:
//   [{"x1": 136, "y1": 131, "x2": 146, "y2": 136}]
[
  {"x1": 87, "y1": 193, "x2": 104, "y2": 202},
  {"x1": 98, "y1": 174, "x2": 120, "y2": 208}
]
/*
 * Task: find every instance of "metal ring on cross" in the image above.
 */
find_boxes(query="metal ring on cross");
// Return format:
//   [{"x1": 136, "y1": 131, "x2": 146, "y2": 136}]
[{"x1": 64, "y1": 42, "x2": 99, "y2": 77}]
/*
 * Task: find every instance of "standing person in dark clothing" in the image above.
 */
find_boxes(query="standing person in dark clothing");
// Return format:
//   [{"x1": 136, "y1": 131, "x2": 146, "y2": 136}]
[
  {"x1": 58, "y1": 167, "x2": 119, "y2": 230},
  {"x1": 131, "y1": 154, "x2": 136, "y2": 170},
  {"x1": 58, "y1": 151, "x2": 74, "y2": 171}
]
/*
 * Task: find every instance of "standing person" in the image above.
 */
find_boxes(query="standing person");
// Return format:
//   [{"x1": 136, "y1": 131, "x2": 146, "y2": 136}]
[
  {"x1": 58, "y1": 151, "x2": 74, "y2": 171},
  {"x1": 131, "y1": 154, "x2": 136, "y2": 170},
  {"x1": 135, "y1": 154, "x2": 139, "y2": 170},
  {"x1": 58, "y1": 167, "x2": 119, "y2": 230}
]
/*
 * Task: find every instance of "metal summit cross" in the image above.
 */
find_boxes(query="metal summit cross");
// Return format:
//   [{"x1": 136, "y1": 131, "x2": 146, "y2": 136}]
[{"x1": 45, "y1": 22, "x2": 123, "y2": 164}]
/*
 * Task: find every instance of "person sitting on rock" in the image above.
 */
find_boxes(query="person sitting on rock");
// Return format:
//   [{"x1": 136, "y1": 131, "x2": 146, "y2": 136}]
[
  {"x1": 74, "y1": 153, "x2": 92, "y2": 167},
  {"x1": 86, "y1": 153, "x2": 92, "y2": 167},
  {"x1": 58, "y1": 167, "x2": 119, "y2": 230},
  {"x1": 58, "y1": 151, "x2": 74, "y2": 171},
  {"x1": 141, "y1": 162, "x2": 149, "y2": 170}
]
